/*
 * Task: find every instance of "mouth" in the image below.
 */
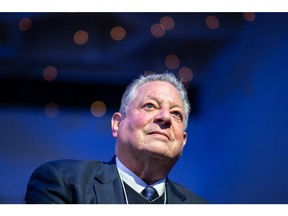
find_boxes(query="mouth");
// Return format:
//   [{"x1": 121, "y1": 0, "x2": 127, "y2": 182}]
[{"x1": 148, "y1": 131, "x2": 170, "y2": 140}]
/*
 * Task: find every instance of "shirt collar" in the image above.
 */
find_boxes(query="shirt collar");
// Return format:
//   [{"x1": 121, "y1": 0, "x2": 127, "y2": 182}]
[{"x1": 116, "y1": 157, "x2": 166, "y2": 196}]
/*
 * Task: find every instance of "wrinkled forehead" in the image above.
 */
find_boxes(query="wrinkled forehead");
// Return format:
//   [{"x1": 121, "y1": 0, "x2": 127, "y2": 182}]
[{"x1": 132, "y1": 81, "x2": 184, "y2": 105}]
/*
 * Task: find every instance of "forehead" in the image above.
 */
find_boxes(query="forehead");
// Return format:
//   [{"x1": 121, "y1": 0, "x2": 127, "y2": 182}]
[{"x1": 134, "y1": 80, "x2": 183, "y2": 103}]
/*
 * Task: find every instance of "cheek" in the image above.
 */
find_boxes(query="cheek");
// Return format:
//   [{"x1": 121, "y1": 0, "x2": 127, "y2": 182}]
[
  {"x1": 121, "y1": 116, "x2": 146, "y2": 134},
  {"x1": 129, "y1": 113, "x2": 149, "y2": 127},
  {"x1": 127, "y1": 119, "x2": 146, "y2": 134},
  {"x1": 173, "y1": 127, "x2": 186, "y2": 141}
]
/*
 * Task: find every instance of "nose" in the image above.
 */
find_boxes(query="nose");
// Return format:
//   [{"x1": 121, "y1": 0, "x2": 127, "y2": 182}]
[{"x1": 154, "y1": 108, "x2": 171, "y2": 126}]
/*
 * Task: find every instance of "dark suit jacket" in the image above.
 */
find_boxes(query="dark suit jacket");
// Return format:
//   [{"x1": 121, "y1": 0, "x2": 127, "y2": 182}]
[{"x1": 25, "y1": 157, "x2": 207, "y2": 204}]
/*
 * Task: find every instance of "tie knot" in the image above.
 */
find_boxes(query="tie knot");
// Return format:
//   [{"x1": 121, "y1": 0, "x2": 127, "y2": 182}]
[{"x1": 141, "y1": 185, "x2": 159, "y2": 201}]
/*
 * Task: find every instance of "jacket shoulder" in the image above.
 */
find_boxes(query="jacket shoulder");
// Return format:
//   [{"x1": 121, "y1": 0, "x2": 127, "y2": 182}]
[
  {"x1": 33, "y1": 159, "x2": 102, "y2": 177},
  {"x1": 25, "y1": 159, "x2": 114, "y2": 203},
  {"x1": 37, "y1": 159, "x2": 104, "y2": 170}
]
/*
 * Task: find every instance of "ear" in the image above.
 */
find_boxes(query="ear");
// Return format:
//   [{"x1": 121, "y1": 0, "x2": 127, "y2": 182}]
[
  {"x1": 182, "y1": 131, "x2": 187, "y2": 148},
  {"x1": 111, "y1": 112, "x2": 123, "y2": 138}
]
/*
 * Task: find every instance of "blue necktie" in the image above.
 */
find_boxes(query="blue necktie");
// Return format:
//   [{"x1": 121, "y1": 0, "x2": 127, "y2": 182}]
[{"x1": 141, "y1": 186, "x2": 159, "y2": 201}]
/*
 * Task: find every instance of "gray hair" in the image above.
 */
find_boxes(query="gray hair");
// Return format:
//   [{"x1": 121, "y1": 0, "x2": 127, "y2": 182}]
[{"x1": 119, "y1": 72, "x2": 191, "y2": 129}]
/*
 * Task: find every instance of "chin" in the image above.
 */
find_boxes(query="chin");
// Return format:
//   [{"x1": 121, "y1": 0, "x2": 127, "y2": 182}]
[{"x1": 146, "y1": 149, "x2": 174, "y2": 160}]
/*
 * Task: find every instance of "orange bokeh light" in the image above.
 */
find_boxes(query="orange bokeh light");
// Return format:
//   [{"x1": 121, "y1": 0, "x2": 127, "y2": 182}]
[
  {"x1": 243, "y1": 13, "x2": 256, "y2": 22},
  {"x1": 18, "y1": 18, "x2": 32, "y2": 31},
  {"x1": 206, "y1": 16, "x2": 220, "y2": 30},
  {"x1": 110, "y1": 26, "x2": 126, "y2": 41},
  {"x1": 160, "y1": 16, "x2": 175, "y2": 30},
  {"x1": 151, "y1": 23, "x2": 166, "y2": 38},
  {"x1": 178, "y1": 67, "x2": 193, "y2": 82},
  {"x1": 43, "y1": 66, "x2": 58, "y2": 81},
  {"x1": 165, "y1": 54, "x2": 180, "y2": 70},
  {"x1": 74, "y1": 30, "x2": 89, "y2": 45},
  {"x1": 91, "y1": 101, "x2": 107, "y2": 117}
]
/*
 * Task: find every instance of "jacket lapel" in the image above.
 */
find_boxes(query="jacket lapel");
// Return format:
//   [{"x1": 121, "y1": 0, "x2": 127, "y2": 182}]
[
  {"x1": 92, "y1": 158, "x2": 126, "y2": 204},
  {"x1": 166, "y1": 178, "x2": 187, "y2": 204}
]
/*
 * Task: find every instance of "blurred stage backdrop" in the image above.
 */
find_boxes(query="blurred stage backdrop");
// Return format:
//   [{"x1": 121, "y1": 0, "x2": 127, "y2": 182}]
[{"x1": 0, "y1": 12, "x2": 288, "y2": 204}]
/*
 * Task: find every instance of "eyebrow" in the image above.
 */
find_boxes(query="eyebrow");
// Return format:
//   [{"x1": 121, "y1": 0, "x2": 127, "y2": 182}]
[{"x1": 145, "y1": 95, "x2": 184, "y2": 110}]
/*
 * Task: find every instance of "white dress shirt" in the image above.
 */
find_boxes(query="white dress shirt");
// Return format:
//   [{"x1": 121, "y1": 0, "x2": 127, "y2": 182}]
[{"x1": 116, "y1": 157, "x2": 166, "y2": 196}]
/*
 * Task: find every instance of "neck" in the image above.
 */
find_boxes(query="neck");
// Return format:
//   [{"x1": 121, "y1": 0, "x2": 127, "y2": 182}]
[{"x1": 116, "y1": 152, "x2": 175, "y2": 185}]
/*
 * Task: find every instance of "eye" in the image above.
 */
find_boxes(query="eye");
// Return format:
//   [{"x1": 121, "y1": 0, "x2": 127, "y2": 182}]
[
  {"x1": 171, "y1": 110, "x2": 183, "y2": 120},
  {"x1": 143, "y1": 103, "x2": 155, "y2": 109}
]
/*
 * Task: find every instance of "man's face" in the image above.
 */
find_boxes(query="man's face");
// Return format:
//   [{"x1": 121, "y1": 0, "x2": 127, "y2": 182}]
[{"x1": 112, "y1": 81, "x2": 187, "y2": 160}]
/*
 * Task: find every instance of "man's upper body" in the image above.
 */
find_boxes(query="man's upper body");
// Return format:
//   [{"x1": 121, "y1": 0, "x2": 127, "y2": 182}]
[
  {"x1": 25, "y1": 72, "x2": 208, "y2": 204},
  {"x1": 25, "y1": 158, "x2": 207, "y2": 204}
]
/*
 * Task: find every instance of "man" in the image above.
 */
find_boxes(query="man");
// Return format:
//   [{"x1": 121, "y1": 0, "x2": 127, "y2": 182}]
[{"x1": 25, "y1": 72, "x2": 207, "y2": 204}]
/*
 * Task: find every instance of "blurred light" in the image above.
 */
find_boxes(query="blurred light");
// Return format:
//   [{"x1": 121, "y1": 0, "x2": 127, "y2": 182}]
[
  {"x1": 144, "y1": 70, "x2": 155, "y2": 76},
  {"x1": 18, "y1": 18, "x2": 32, "y2": 31},
  {"x1": 45, "y1": 102, "x2": 59, "y2": 118},
  {"x1": 110, "y1": 26, "x2": 126, "y2": 41},
  {"x1": 243, "y1": 13, "x2": 256, "y2": 22},
  {"x1": 178, "y1": 67, "x2": 193, "y2": 82},
  {"x1": 165, "y1": 54, "x2": 180, "y2": 70},
  {"x1": 206, "y1": 15, "x2": 220, "y2": 30},
  {"x1": 160, "y1": 16, "x2": 175, "y2": 30},
  {"x1": 43, "y1": 66, "x2": 58, "y2": 81},
  {"x1": 151, "y1": 23, "x2": 166, "y2": 38},
  {"x1": 91, "y1": 101, "x2": 107, "y2": 117},
  {"x1": 74, "y1": 30, "x2": 89, "y2": 45}
]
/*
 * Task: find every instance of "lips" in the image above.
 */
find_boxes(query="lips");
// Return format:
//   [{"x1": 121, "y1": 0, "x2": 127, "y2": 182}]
[{"x1": 148, "y1": 131, "x2": 170, "y2": 140}]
